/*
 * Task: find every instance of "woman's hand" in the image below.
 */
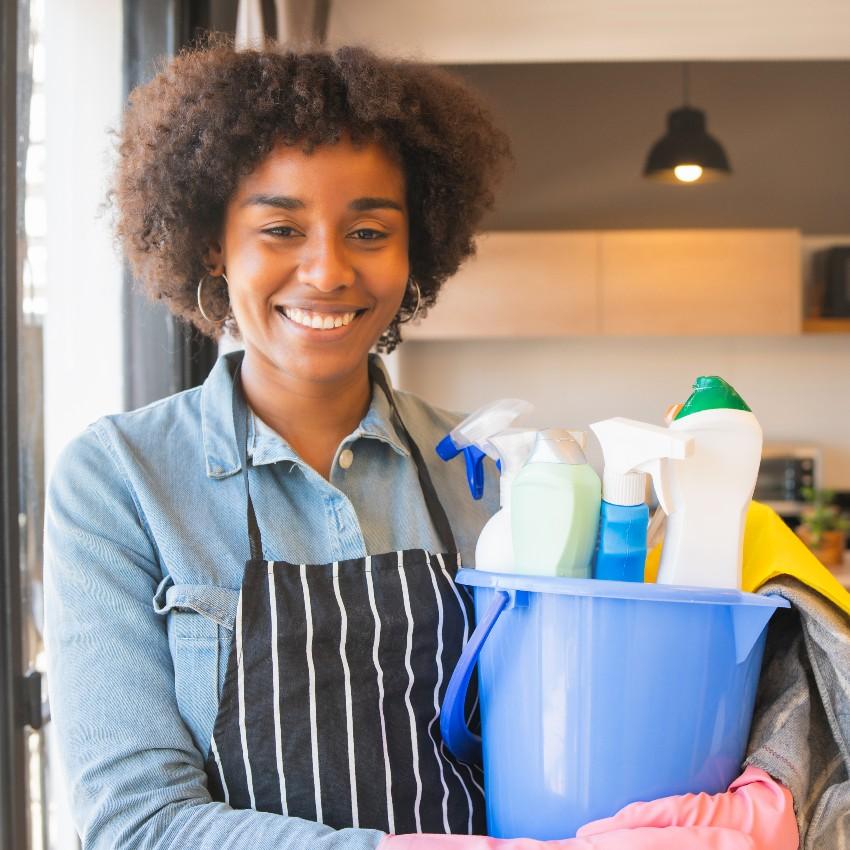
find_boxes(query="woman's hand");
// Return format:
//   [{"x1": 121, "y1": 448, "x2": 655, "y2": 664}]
[
  {"x1": 379, "y1": 767, "x2": 798, "y2": 849},
  {"x1": 576, "y1": 766, "x2": 798, "y2": 849}
]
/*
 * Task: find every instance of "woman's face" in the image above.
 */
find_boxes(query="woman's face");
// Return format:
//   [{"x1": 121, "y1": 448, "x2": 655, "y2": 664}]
[{"x1": 209, "y1": 135, "x2": 410, "y2": 385}]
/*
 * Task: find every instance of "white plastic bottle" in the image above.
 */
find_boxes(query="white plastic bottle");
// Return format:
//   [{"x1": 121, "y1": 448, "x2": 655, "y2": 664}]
[
  {"x1": 474, "y1": 429, "x2": 538, "y2": 573},
  {"x1": 656, "y1": 376, "x2": 763, "y2": 590}
]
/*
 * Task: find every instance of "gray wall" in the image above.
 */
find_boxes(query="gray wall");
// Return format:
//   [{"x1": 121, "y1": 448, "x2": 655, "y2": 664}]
[{"x1": 446, "y1": 61, "x2": 850, "y2": 234}]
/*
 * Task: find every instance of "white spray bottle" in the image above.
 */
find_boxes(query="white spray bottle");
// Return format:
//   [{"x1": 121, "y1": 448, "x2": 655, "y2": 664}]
[
  {"x1": 435, "y1": 399, "x2": 533, "y2": 501},
  {"x1": 475, "y1": 429, "x2": 538, "y2": 572},
  {"x1": 589, "y1": 418, "x2": 694, "y2": 581},
  {"x1": 656, "y1": 376, "x2": 763, "y2": 590}
]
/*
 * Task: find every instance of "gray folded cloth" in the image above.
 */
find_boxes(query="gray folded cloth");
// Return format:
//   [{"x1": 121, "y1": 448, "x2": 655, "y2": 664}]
[{"x1": 746, "y1": 575, "x2": 850, "y2": 849}]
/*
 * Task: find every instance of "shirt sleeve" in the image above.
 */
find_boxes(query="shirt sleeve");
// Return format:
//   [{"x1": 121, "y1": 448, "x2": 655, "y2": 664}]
[{"x1": 43, "y1": 425, "x2": 385, "y2": 850}]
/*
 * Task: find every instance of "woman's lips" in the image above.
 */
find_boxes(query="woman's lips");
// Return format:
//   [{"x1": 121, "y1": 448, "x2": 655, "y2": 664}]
[{"x1": 275, "y1": 305, "x2": 366, "y2": 338}]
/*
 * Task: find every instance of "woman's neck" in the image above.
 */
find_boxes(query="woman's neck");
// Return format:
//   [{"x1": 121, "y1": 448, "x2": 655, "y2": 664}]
[{"x1": 238, "y1": 351, "x2": 373, "y2": 480}]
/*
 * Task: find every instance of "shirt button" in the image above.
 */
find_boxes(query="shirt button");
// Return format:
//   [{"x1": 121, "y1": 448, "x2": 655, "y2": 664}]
[{"x1": 338, "y1": 448, "x2": 354, "y2": 470}]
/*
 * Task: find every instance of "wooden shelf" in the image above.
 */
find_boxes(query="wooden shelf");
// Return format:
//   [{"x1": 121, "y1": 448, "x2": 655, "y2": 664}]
[{"x1": 803, "y1": 317, "x2": 850, "y2": 334}]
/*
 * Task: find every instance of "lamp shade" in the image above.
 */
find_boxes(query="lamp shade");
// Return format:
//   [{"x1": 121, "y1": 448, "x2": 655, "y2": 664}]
[{"x1": 643, "y1": 106, "x2": 732, "y2": 184}]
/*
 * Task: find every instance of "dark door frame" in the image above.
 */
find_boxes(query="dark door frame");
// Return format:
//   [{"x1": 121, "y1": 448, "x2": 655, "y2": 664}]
[{"x1": 0, "y1": 0, "x2": 26, "y2": 846}]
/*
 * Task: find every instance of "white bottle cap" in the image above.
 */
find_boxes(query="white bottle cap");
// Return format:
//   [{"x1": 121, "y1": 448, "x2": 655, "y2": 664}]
[
  {"x1": 528, "y1": 428, "x2": 587, "y2": 465},
  {"x1": 602, "y1": 470, "x2": 647, "y2": 506}
]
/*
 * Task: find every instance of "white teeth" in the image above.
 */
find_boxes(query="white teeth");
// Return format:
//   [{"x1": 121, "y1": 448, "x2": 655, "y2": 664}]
[{"x1": 281, "y1": 307, "x2": 360, "y2": 330}]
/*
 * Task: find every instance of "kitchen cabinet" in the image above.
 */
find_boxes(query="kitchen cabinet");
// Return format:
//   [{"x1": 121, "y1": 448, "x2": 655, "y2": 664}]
[
  {"x1": 404, "y1": 229, "x2": 803, "y2": 339},
  {"x1": 402, "y1": 231, "x2": 599, "y2": 339},
  {"x1": 599, "y1": 229, "x2": 802, "y2": 335}
]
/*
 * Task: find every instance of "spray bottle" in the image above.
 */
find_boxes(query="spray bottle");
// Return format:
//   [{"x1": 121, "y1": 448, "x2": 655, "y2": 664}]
[
  {"x1": 436, "y1": 399, "x2": 533, "y2": 500},
  {"x1": 654, "y1": 376, "x2": 762, "y2": 590},
  {"x1": 475, "y1": 429, "x2": 538, "y2": 572},
  {"x1": 511, "y1": 429, "x2": 602, "y2": 578},
  {"x1": 589, "y1": 418, "x2": 694, "y2": 582}
]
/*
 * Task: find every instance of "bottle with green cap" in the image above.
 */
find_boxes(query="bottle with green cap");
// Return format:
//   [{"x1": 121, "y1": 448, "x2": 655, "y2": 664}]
[{"x1": 657, "y1": 376, "x2": 762, "y2": 590}]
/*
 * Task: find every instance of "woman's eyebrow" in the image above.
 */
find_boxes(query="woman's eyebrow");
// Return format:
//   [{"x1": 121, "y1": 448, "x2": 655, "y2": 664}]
[
  {"x1": 240, "y1": 194, "x2": 305, "y2": 210},
  {"x1": 240, "y1": 194, "x2": 404, "y2": 212},
  {"x1": 349, "y1": 196, "x2": 404, "y2": 213}
]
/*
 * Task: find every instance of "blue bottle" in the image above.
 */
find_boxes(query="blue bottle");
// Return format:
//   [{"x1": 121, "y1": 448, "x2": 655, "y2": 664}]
[{"x1": 594, "y1": 499, "x2": 650, "y2": 582}]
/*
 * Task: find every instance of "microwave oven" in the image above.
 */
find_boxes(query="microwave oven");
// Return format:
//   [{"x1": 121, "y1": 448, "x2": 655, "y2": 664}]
[{"x1": 754, "y1": 444, "x2": 821, "y2": 519}]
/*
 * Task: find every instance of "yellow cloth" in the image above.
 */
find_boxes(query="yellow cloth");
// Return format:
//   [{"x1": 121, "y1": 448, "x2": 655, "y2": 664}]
[{"x1": 645, "y1": 500, "x2": 850, "y2": 617}]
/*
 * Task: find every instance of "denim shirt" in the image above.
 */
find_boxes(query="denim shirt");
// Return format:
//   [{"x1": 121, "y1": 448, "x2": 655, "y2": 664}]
[{"x1": 43, "y1": 351, "x2": 498, "y2": 850}]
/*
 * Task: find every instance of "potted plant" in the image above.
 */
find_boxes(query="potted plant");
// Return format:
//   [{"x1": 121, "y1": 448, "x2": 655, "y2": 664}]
[{"x1": 796, "y1": 487, "x2": 850, "y2": 569}]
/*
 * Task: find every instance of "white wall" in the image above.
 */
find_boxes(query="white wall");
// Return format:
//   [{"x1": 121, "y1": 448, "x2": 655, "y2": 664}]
[
  {"x1": 329, "y1": 0, "x2": 850, "y2": 63},
  {"x1": 396, "y1": 334, "x2": 850, "y2": 488},
  {"x1": 43, "y1": 0, "x2": 124, "y2": 479}
]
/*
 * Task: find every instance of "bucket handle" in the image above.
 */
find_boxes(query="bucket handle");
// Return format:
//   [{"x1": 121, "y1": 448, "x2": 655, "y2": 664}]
[{"x1": 440, "y1": 589, "x2": 511, "y2": 764}]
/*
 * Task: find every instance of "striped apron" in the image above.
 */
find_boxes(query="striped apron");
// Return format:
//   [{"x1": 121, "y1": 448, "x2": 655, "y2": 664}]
[{"x1": 204, "y1": 358, "x2": 486, "y2": 835}]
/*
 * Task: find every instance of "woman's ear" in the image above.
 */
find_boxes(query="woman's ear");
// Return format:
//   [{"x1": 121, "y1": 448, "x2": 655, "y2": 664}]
[{"x1": 203, "y1": 239, "x2": 225, "y2": 276}]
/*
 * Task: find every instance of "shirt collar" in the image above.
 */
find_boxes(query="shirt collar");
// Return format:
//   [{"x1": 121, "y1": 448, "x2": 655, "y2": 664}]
[{"x1": 200, "y1": 350, "x2": 410, "y2": 478}]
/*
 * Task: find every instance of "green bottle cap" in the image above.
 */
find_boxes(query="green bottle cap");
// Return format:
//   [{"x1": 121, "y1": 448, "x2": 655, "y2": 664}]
[{"x1": 674, "y1": 376, "x2": 751, "y2": 420}]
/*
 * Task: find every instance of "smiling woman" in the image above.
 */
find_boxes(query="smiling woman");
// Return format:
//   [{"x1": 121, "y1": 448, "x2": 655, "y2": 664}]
[
  {"x1": 105, "y1": 36, "x2": 512, "y2": 478},
  {"x1": 42, "y1": 32, "x2": 517, "y2": 850}
]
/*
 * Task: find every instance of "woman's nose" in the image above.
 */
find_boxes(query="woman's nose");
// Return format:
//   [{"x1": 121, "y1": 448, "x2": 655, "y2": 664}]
[{"x1": 296, "y1": 235, "x2": 356, "y2": 292}]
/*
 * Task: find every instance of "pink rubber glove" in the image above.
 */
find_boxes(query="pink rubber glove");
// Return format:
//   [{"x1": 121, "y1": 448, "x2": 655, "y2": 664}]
[
  {"x1": 577, "y1": 766, "x2": 798, "y2": 849},
  {"x1": 379, "y1": 767, "x2": 798, "y2": 850},
  {"x1": 380, "y1": 828, "x2": 766, "y2": 849}
]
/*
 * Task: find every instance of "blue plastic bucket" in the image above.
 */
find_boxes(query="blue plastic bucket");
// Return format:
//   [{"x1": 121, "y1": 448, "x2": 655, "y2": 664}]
[{"x1": 441, "y1": 569, "x2": 790, "y2": 840}]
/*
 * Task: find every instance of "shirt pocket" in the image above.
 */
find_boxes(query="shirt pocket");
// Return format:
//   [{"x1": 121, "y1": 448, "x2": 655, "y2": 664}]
[{"x1": 153, "y1": 579, "x2": 239, "y2": 757}]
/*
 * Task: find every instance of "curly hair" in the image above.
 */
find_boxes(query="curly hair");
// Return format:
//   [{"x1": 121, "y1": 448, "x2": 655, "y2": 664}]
[{"x1": 108, "y1": 33, "x2": 513, "y2": 352}]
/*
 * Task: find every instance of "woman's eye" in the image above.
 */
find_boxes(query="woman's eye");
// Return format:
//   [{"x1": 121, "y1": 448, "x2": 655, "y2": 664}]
[
  {"x1": 264, "y1": 226, "x2": 300, "y2": 237},
  {"x1": 350, "y1": 229, "x2": 388, "y2": 241}
]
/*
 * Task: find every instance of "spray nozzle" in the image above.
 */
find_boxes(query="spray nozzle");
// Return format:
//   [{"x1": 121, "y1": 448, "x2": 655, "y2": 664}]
[
  {"x1": 436, "y1": 399, "x2": 533, "y2": 500},
  {"x1": 590, "y1": 417, "x2": 694, "y2": 512}
]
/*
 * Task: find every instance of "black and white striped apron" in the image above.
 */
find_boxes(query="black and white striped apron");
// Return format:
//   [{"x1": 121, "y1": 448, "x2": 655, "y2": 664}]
[{"x1": 204, "y1": 358, "x2": 486, "y2": 835}]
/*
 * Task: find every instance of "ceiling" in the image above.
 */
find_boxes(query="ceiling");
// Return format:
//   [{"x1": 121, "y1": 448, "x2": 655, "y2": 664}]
[{"x1": 448, "y1": 61, "x2": 850, "y2": 234}]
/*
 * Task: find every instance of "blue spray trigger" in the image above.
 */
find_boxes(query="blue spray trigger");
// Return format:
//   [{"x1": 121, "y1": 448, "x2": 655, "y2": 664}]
[
  {"x1": 463, "y1": 445, "x2": 487, "y2": 500},
  {"x1": 436, "y1": 435, "x2": 488, "y2": 500},
  {"x1": 436, "y1": 434, "x2": 461, "y2": 461}
]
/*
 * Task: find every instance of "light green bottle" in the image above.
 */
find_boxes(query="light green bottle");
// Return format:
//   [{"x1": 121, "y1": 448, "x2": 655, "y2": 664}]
[{"x1": 511, "y1": 429, "x2": 602, "y2": 578}]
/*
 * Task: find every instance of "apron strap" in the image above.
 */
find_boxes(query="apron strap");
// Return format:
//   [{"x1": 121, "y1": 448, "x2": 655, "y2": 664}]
[
  {"x1": 232, "y1": 362, "x2": 265, "y2": 562},
  {"x1": 368, "y1": 358, "x2": 458, "y2": 555},
  {"x1": 230, "y1": 353, "x2": 458, "y2": 561}
]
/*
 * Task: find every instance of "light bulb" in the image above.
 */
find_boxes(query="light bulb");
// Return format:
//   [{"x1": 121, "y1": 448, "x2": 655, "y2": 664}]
[{"x1": 674, "y1": 164, "x2": 703, "y2": 183}]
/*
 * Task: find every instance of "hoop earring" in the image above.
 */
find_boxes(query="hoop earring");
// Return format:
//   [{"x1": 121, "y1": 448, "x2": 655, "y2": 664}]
[
  {"x1": 398, "y1": 276, "x2": 421, "y2": 324},
  {"x1": 197, "y1": 272, "x2": 230, "y2": 324}
]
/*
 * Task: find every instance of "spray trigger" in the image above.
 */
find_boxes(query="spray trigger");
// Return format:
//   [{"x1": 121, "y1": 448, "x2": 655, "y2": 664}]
[{"x1": 435, "y1": 435, "x2": 488, "y2": 500}]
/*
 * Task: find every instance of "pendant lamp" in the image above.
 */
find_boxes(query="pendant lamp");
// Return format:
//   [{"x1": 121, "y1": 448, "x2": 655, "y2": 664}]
[{"x1": 643, "y1": 63, "x2": 732, "y2": 184}]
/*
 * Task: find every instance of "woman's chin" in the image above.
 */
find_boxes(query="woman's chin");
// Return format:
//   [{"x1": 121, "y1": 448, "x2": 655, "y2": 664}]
[{"x1": 267, "y1": 336, "x2": 378, "y2": 386}]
